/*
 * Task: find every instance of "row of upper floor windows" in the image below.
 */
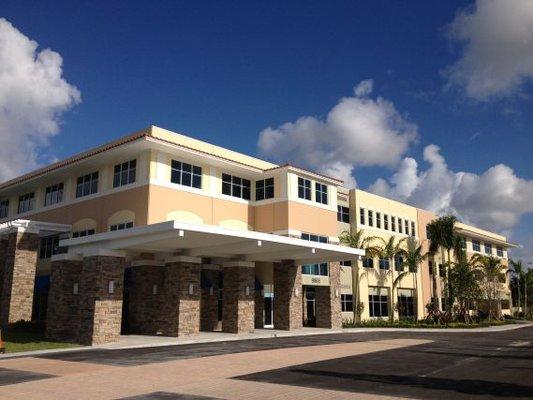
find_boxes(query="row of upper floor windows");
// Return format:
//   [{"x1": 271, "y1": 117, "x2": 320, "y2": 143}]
[
  {"x1": 470, "y1": 239, "x2": 505, "y2": 258},
  {"x1": 359, "y1": 207, "x2": 416, "y2": 237},
  {"x1": 0, "y1": 155, "x2": 286, "y2": 219},
  {"x1": 297, "y1": 177, "x2": 328, "y2": 205},
  {"x1": 0, "y1": 159, "x2": 138, "y2": 219}
]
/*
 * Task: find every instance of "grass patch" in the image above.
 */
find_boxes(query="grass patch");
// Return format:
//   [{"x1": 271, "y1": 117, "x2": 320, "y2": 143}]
[
  {"x1": 2, "y1": 323, "x2": 79, "y2": 353},
  {"x1": 343, "y1": 318, "x2": 516, "y2": 329}
]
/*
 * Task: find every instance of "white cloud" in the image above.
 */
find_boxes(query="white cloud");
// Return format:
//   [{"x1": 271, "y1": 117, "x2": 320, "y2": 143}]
[
  {"x1": 444, "y1": 0, "x2": 533, "y2": 100},
  {"x1": 369, "y1": 145, "x2": 533, "y2": 233},
  {"x1": 354, "y1": 79, "x2": 374, "y2": 97},
  {"x1": 258, "y1": 81, "x2": 418, "y2": 187},
  {"x1": 0, "y1": 18, "x2": 80, "y2": 181}
]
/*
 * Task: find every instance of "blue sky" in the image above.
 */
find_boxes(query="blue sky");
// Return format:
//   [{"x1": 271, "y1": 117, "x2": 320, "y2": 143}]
[{"x1": 1, "y1": 0, "x2": 532, "y2": 263}]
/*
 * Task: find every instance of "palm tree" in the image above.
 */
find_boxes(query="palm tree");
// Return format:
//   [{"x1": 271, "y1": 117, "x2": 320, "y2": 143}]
[
  {"x1": 376, "y1": 236, "x2": 406, "y2": 322},
  {"x1": 396, "y1": 237, "x2": 427, "y2": 319},
  {"x1": 426, "y1": 215, "x2": 458, "y2": 314},
  {"x1": 509, "y1": 259, "x2": 524, "y2": 314},
  {"x1": 472, "y1": 254, "x2": 506, "y2": 321},
  {"x1": 339, "y1": 230, "x2": 380, "y2": 321}
]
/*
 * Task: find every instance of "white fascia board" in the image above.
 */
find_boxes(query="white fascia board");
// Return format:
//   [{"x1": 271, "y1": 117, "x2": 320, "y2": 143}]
[{"x1": 60, "y1": 220, "x2": 365, "y2": 258}]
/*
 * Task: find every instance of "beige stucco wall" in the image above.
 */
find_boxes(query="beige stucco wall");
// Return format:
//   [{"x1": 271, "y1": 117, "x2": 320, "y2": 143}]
[{"x1": 28, "y1": 185, "x2": 150, "y2": 233}]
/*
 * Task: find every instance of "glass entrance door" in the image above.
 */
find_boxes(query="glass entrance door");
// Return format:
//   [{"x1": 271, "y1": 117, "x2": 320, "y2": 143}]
[
  {"x1": 305, "y1": 287, "x2": 316, "y2": 327},
  {"x1": 264, "y1": 293, "x2": 274, "y2": 328}
]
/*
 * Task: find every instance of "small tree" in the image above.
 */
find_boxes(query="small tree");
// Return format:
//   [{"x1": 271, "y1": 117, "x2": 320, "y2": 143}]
[
  {"x1": 472, "y1": 254, "x2": 505, "y2": 321},
  {"x1": 448, "y1": 258, "x2": 481, "y2": 323}
]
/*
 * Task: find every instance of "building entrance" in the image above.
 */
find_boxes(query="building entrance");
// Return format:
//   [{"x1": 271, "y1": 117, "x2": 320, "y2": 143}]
[{"x1": 304, "y1": 286, "x2": 316, "y2": 327}]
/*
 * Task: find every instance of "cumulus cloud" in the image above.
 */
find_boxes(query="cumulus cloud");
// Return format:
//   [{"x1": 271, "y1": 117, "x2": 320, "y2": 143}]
[
  {"x1": 258, "y1": 80, "x2": 418, "y2": 187},
  {"x1": 369, "y1": 145, "x2": 533, "y2": 233},
  {"x1": 444, "y1": 0, "x2": 533, "y2": 100},
  {"x1": 0, "y1": 18, "x2": 80, "y2": 181}
]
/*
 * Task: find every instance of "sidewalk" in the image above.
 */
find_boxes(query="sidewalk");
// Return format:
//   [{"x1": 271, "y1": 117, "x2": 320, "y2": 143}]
[{"x1": 1, "y1": 322, "x2": 530, "y2": 360}]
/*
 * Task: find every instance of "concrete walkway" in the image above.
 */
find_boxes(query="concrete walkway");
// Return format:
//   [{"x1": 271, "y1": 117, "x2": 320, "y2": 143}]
[{"x1": 1, "y1": 322, "x2": 530, "y2": 359}]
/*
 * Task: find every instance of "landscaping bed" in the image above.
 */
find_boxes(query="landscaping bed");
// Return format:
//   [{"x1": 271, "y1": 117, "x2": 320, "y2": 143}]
[
  {"x1": 2, "y1": 322, "x2": 79, "y2": 353},
  {"x1": 343, "y1": 319, "x2": 518, "y2": 329}
]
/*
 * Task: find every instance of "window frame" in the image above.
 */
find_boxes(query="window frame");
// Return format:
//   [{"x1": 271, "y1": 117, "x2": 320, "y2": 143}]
[
  {"x1": 0, "y1": 199, "x2": 9, "y2": 219},
  {"x1": 369, "y1": 287, "x2": 389, "y2": 318},
  {"x1": 368, "y1": 210, "x2": 374, "y2": 227},
  {"x1": 222, "y1": 173, "x2": 251, "y2": 200},
  {"x1": 76, "y1": 172, "x2": 99, "y2": 198},
  {"x1": 384, "y1": 214, "x2": 389, "y2": 230},
  {"x1": 337, "y1": 205, "x2": 350, "y2": 223},
  {"x1": 379, "y1": 257, "x2": 390, "y2": 270},
  {"x1": 110, "y1": 221, "x2": 134, "y2": 232},
  {"x1": 301, "y1": 233, "x2": 329, "y2": 276},
  {"x1": 315, "y1": 182, "x2": 328, "y2": 205},
  {"x1": 18, "y1": 192, "x2": 35, "y2": 214},
  {"x1": 472, "y1": 240, "x2": 481, "y2": 252},
  {"x1": 171, "y1": 160, "x2": 202, "y2": 189},
  {"x1": 255, "y1": 178, "x2": 274, "y2": 201},
  {"x1": 39, "y1": 235, "x2": 61, "y2": 259},
  {"x1": 359, "y1": 208, "x2": 365, "y2": 225},
  {"x1": 297, "y1": 177, "x2": 312, "y2": 200},
  {"x1": 113, "y1": 159, "x2": 137, "y2": 188},
  {"x1": 341, "y1": 294, "x2": 354, "y2": 312},
  {"x1": 44, "y1": 183, "x2": 64, "y2": 207},
  {"x1": 72, "y1": 228, "x2": 96, "y2": 238}
]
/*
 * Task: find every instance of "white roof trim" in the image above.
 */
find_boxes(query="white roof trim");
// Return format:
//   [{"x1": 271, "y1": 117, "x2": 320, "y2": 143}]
[{"x1": 0, "y1": 219, "x2": 71, "y2": 235}]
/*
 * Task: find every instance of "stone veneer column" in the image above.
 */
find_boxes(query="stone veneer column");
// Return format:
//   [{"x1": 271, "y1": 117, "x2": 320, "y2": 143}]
[
  {"x1": 222, "y1": 262, "x2": 255, "y2": 334},
  {"x1": 160, "y1": 256, "x2": 201, "y2": 337},
  {"x1": 45, "y1": 258, "x2": 83, "y2": 342},
  {"x1": 273, "y1": 260, "x2": 302, "y2": 330},
  {"x1": 315, "y1": 262, "x2": 342, "y2": 329},
  {"x1": 0, "y1": 229, "x2": 39, "y2": 327},
  {"x1": 128, "y1": 261, "x2": 165, "y2": 335},
  {"x1": 200, "y1": 266, "x2": 221, "y2": 332},
  {"x1": 78, "y1": 255, "x2": 125, "y2": 345}
]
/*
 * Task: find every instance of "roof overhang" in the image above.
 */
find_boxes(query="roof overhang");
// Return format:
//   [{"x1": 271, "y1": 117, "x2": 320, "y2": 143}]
[
  {"x1": 60, "y1": 221, "x2": 365, "y2": 263},
  {"x1": 0, "y1": 219, "x2": 71, "y2": 236},
  {"x1": 455, "y1": 227, "x2": 519, "y2": 248}
]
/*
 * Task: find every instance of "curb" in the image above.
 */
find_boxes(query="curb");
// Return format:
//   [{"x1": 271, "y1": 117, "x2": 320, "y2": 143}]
[{"x1": 0, "y1": 322, "x2": 530, "y2": 359}]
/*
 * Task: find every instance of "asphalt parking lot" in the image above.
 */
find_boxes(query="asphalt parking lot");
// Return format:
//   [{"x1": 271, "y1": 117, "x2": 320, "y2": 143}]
[{"x1": 0, "y1": 325, "x2": 531, "y2": 399}]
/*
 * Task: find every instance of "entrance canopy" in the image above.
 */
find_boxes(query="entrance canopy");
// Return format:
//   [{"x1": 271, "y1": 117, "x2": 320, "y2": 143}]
[{"x1": 60, "y1": 221, "x2": 365, "y2": 263}]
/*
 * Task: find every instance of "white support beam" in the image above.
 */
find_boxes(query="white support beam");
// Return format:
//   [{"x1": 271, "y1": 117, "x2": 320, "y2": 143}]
[
  {"x1": 243, "y1": 248, "x2": 317, "y2": 262},
  {"x1": 184, "y1": 240, "x2": 264, "y2": 257},
  {"x1": 108, "y1": 231, "x2": 182, "y2": 250}
]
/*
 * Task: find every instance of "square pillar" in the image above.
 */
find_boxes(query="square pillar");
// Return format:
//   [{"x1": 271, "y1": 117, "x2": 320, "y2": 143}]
[
  {"x1": 274, "y1": 260, "x2": 302, "y2": 330},
  {"x1": 127, "y1": 262, "x2": 165, "y2": 335},
  {"x1": 222, "y1": 262, "x2": 255, "y2": 334},
  {"x1": 200, "y1": 267, "x2": 222, "y2": 332},
  {"x1": 160, "y1": 257, "x2": 201, "y2": 337},
  {"x1": 315, "y1": 262, "x2": 342, "y2": 329},
  {"x1": 0, "y1": 229, "x2": 39, "y2": 327},
  {"x1": 78, "y1": 255, "x2": 125, "y2": 345},
  {"x1": 45, "y1": 258, "x2": 82, "y2": 343}
]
